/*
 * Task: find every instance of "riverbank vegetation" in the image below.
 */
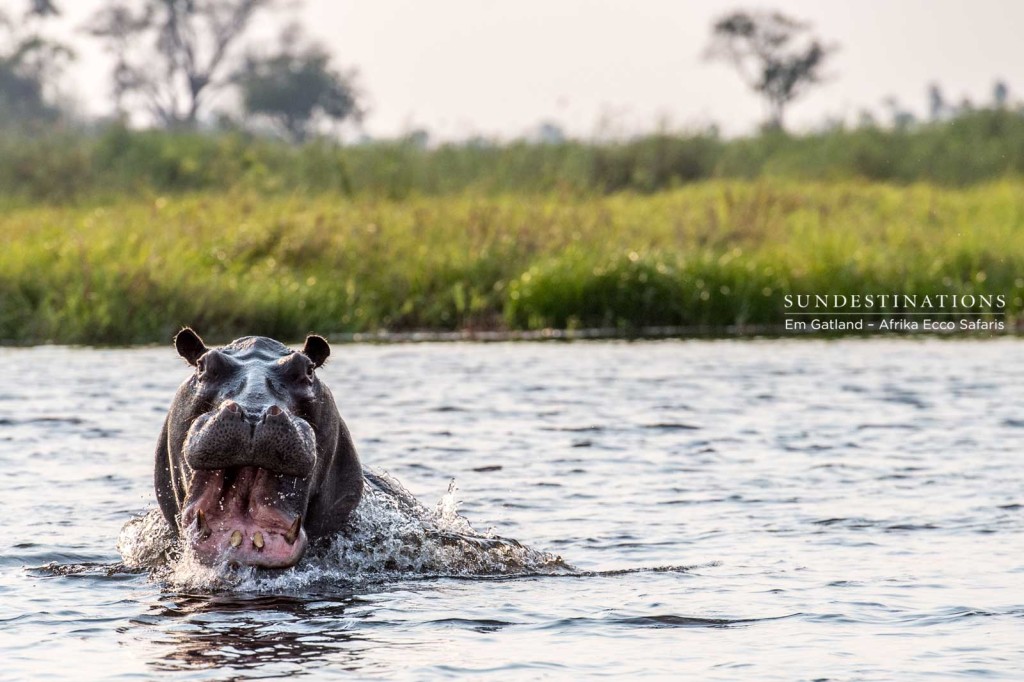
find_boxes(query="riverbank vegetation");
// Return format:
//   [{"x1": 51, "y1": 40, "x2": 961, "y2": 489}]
[
  {"x1": 1, "y1": 180, "x2": 1018, "y2": 344},
  {"x1": 3, "y1": 109, "x2": 1024, "y2": 203}
]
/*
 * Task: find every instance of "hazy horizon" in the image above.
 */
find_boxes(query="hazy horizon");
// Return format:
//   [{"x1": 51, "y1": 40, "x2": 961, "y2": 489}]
[{"x1": 25, "y1": 0, "x2": 1024, "y2": 140}]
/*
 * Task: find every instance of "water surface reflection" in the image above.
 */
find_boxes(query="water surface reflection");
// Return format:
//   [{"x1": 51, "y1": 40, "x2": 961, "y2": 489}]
[{"x1": 134, "y1": 593, "x2": 372, "y2": 676}]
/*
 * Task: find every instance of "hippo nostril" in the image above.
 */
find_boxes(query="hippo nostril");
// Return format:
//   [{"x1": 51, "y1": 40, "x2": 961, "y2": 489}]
[
  {"x1": 267, "y1": 405, "x2": 283, "y2": 417},
  {"x1": 223, "y1": 401, "x2": 240, "y2": 414}
]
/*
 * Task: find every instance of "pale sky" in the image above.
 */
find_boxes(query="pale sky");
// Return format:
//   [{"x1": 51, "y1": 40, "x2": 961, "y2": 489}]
[{"x1": 23, "y1": 0, "x2": 1024, "y2": 139}]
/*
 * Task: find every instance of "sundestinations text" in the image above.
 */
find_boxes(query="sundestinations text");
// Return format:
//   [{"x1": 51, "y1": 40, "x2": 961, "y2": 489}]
[{"x1": 783, "y1": 294, "x2": 1005, "y2": 310}]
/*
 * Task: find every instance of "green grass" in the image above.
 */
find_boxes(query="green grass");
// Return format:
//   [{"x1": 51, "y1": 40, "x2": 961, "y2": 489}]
[
  {"x1": 1, "y1": 180, "x2": 1020, "y2": 344},
  {"x1": 4, "y1": 109, "x2": 1024, "y2": 203}
]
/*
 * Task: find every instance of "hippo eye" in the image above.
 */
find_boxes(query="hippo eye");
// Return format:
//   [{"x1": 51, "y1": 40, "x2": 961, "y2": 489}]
[
  {"x1": 305, "y1": 365, "x2": 315, "y2": 381},
  {"x1": 195, "y1": 351, "x2": 233, "y2": 384}
]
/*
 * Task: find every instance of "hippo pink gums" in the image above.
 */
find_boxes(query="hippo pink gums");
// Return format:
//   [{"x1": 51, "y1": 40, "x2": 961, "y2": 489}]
[{"x1": 155, "y1": 329, "x2": 363, "y2": 569}]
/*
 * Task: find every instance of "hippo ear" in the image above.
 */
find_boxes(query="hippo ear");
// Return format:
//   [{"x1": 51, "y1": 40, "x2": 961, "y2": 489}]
[
  {"x1": 174, "y1": 327, "x2": 208, "y2": 366},
  {"x1": 301, "y1": 334, "x2": 331, "y2": 368}
]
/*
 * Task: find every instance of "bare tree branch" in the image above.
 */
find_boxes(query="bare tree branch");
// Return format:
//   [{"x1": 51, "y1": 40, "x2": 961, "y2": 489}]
[{"x1": 88, "y1": 0, "x2": 280, "y2": 127}]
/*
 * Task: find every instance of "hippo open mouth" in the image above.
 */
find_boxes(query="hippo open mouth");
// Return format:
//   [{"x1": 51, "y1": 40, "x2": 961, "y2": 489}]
[
  {"x1": 181, "y1": 466, "x2": 308, "y2": 569},
  {"x1": 154, "y1": 330, "x2": 364, "y2": 571},
  {"x1": 179, "y1": 398, "x2": 317, "y2": 568}
]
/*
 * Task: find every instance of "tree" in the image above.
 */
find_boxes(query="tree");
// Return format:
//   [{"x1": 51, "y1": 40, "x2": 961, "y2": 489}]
[
  {"x1": 883, "y1": 96, "x2": 915, "y2": 130},
  {"x1": 928, "y1": 83, "x2": 946, "y2": 121},
  {"x1": 534, "y1": 121, "x2": 566, "y2": 144},
  {"x1": 86, "y1": 4, "x2": 153, "y2": 119},
  {"x1": 705, "y1": 9, "x2": 835, "y2": 131},
  {"x1": 236, "y1": 30, "x2": 360, "y2": 142},
  {"x1": 993, "y1": 80, "x2": 1009, "y2": 109},
  {"x1": 27, "y1": 1, "x2": 60, "y2": 18},
  {"x1": 0, "y1": 1, "x2": 73, "y2": 124},
  {"x1": 88, "y1": 0, "x2": 279, "y2": 128}
]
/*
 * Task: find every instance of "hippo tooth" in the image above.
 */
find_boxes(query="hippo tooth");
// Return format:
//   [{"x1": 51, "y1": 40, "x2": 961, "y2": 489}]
[
  {"x1": 284, "y1": 516, "x2": 302, "y2": 545},
  {"x1": 196, "y1": 509, "x2": 211, "y2": 539},
  {"x1": 253, "y1": 531, "x2": 265, "y2": 549},
  {"x1": 230, "y1": 530, "x2": 242, "y2": 547}
]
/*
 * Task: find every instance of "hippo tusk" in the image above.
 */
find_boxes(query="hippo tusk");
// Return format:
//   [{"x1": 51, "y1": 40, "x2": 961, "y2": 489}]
[
  {"x1": 196, "y1": 509, "x2": 212, "y2": 539},
  {"x1": 253, "y1": 531, "x2": 265, "y2": 549},
  {"x1": 284, "y1": 516, "x2": 301, "y2": 545},
  {"x1": 230, "y1": 530, "x2": 242, "y2": 547}
]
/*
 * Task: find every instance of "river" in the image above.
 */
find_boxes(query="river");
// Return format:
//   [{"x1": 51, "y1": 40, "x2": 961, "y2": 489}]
[{"x1": 1, "y1": 339, "x2": 1021, "y2": 680}]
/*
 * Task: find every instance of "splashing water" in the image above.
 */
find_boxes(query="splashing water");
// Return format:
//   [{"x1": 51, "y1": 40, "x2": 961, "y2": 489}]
[{"x1": 117, "y1": 468, "x2": 572, "y2": 592}]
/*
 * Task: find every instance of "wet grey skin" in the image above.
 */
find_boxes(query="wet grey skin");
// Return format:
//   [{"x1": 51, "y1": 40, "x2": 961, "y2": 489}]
[{"x1": 154, "y1": 328, "x2": 363, "y2": 569}]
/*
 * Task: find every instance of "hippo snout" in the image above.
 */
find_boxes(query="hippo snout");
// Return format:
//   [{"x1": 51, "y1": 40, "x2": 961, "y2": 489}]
[
  {"x1": 251, "y1": 403, "x2": 317, "y2": 476},
  {"x1": 183, "y1": 400, "x2": 317, "y2": 477}
]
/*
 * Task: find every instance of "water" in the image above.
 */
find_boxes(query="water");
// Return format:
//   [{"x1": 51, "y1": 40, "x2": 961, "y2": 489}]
[{"x1": 1, "y1": 339, "x2": 1022, "y2": 680}]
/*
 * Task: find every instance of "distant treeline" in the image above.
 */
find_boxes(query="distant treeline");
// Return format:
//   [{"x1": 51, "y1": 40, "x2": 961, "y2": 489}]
[{"x1": 3, "y1": 108, "x2": 1024, "y2": 202}]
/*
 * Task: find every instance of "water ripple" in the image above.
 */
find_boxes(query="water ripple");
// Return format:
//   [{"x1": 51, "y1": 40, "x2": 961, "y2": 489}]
[{"x1": 1, "y1": 339, "x2": 1022, "y2": 680}]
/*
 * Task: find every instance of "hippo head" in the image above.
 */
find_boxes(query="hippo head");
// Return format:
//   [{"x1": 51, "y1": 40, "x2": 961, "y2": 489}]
[{"x1": 154, "y1": 329, "x2": 363, "y2": 569}]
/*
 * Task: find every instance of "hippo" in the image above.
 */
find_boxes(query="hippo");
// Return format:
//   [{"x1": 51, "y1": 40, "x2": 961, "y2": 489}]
[{"x1": 154, "y1": 328, "x2": 363, "y2": 569}]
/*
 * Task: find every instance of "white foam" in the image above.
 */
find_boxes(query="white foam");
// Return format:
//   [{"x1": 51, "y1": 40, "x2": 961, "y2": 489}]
[{"x1": 117, "y1": 469, "x2": 570, "y2": 592}]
